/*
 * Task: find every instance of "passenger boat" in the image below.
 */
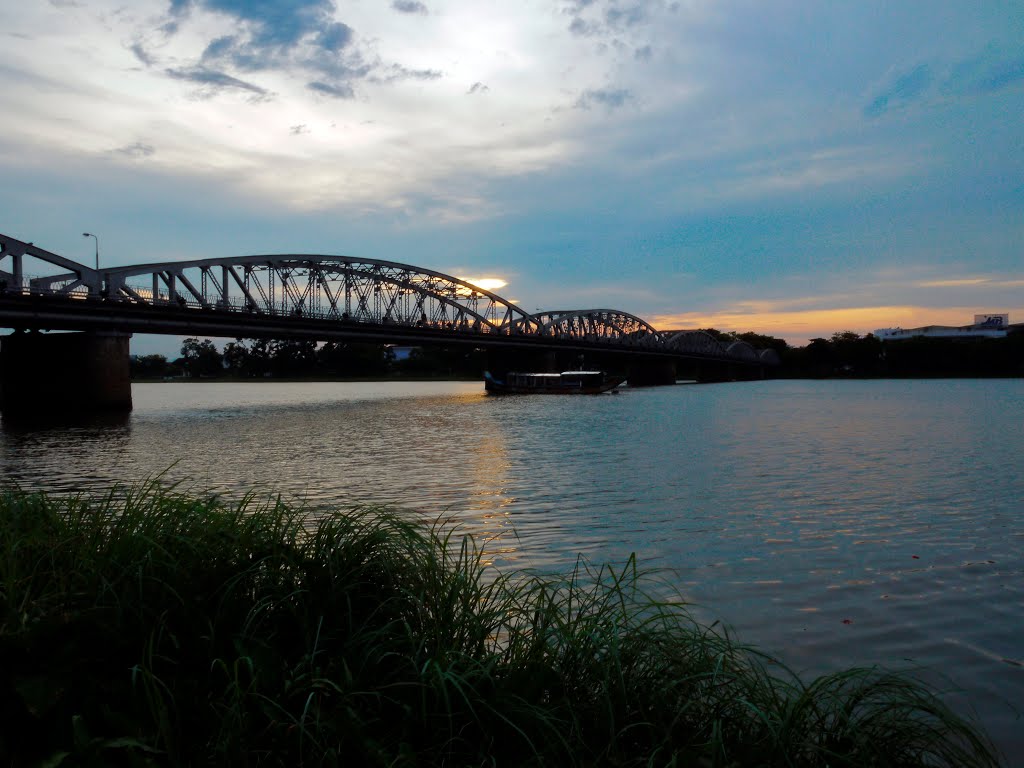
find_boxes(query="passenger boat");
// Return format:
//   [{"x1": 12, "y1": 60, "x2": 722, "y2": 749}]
[{"x1": 484, "y1": 370, "x2": 625, "y2": 394}]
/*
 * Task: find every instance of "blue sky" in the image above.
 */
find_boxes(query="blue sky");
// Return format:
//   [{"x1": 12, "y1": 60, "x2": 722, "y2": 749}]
[{"x1": 1, "y1": 0, "x2": 1022, "y2": 356}]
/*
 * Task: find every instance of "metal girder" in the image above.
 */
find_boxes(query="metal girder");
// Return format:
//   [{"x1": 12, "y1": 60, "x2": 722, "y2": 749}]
[
  {"x1": 0, "y1": 232, "x2": 101, "y2": 295},
  {"x1": 724, "y1": 340, "x2": 759, "y2": 361},
  {"x1": 102, "y1": 255, "x2": 540, "y2": 337},
  {"x1": 531, "y1": 312, "x2": 740, "y2": 360},
  {"x1": 528, "y1": 309, "x2": 663, "y2": 348},
  {"x1": 663, "y1": 330, "x2": 731, "y2": 357}
]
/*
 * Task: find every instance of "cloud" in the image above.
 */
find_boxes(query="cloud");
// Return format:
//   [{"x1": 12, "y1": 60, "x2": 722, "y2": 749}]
[
  {"x1": 918, "y1": 276, "x2": 1024, "y2": 288},
  {"x1": 374, "y1": 64, "x2": 443, "y2": 83},
  {"x1": 112, "y1": 142, "x2": 156, "y2": 159},
  {"x1": 568, "y1": 16, "x2": 600, "y2": 37},
  {"x1": 943, "y1": 46, "x2": 1024, "y2": 96},
  {"x1": 130, "y1": 42, "x2": 154, "y2": 67},
  {"x1": 977, "y1": 56, "x2": 1024, "y2": 92},
  {"x1": 917, "y1": 278, "x2": 990, "y2": 288},
  {"x1": 634, "y1": 44, "x2": 652, "y2": 61},
  {"x1": 605, "y1": 4, "x2": 644, "y2": 29},
  {"x1": 199, "y1": 21, "x2": 356, "y2": 72},
  {"x1": 864, "y1": 64, "x2": 934, "y2": 118},
  {"x1": 161, "y1": 0, "x2": 369, "y2": 99},
  {"x1": 575, "y1": 87, "x2": 631, "y2": 110},
  {"x1": 467, "y1": 82, "x2": 489, "y2": 95},
  {"x1": 391, "y1": 0, "x2": 428, "y2": 14},
  {"x1": 864, "y1": 46, "x2": 1024, "y2": 119},
  {"x1": 165, "y1": 66, "x2": 270, "y2": 99},
  {"x1": 307, "y1": 80, "x2": 354, "y2": 99},
  {"x1": 316, "y1": 22, "x2": 355, "y2": 53},
  {"x1": 200, "y1": 0, "x2": 336, "y2": 48}
]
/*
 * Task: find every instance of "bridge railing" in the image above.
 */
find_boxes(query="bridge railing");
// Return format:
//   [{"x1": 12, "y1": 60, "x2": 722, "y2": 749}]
[{"x1": 1, "y1": 272, "x2": 92, "y2": 299}]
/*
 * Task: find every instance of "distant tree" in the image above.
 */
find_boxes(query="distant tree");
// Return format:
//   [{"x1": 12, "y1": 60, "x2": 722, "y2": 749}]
[
  {"x1": 828, "y1": 331, "x2": 883, "y2": 375},
  {"x1": 735, "y1": 331, "x2": 789, "y2": 355},
  {"x1": 801, "y1": 337, "x2": 835, "y2": 377},
  {"x1": 222, "y1": 339, "x2": 250, "y2": 376},
  {"x1": 317, "y1": 342, "x2": 393, "y2": 377},
  {"x1": 699, "y1": 328, "x2": 735, "y2": 342},
  {"x1": 269, "y1": 339, "x2": 318, "y2": 377},
  {"x1": 220, "y1": 338, "x2": 272, "y2": 377},
  {"x1": 180, "y1": 338, "x2": 223, "y2": 378},
  {"x1": 395, "y1": 346, "x2": 485, "y2": 378},
  {"x1": 130, "y1": 354, "x2": 170, "y2": 379},
  {"x1": 246, "y1": 339, "x2": 272, "y2": 377}
]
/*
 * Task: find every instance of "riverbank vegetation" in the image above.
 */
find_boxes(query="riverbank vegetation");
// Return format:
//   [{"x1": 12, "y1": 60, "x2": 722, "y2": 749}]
[
  {"x1": 0, "y1": 485, "x2": 999, "y2": 766},
  {"x1": 132, "y1": 337, "x2": 484, "y2": 380},
  {"x1": 703, "y1": 329, "x2": 1023, "y2": 378},
  {"x1": 782, "y1": 330, "x2": 1024, "y2": 378},
  {"x1": 131, "y1": 328, "x2": 1023, "y2": 382}
]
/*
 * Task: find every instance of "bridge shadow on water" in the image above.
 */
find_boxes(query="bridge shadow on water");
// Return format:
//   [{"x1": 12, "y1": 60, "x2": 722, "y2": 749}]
[{"x1": 1, "y1": 408, "x2": 132, "y2": 434}]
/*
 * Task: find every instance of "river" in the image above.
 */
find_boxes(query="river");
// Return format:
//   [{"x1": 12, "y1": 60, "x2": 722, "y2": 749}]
[{"x1": 2, "y1": 378, "x2": 1022, "y2": 760}]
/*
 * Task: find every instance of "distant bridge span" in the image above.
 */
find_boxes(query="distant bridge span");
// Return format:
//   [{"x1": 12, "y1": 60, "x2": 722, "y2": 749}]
[{"x1": 0, "y1": 232, "x2": 778, "y2": 366}]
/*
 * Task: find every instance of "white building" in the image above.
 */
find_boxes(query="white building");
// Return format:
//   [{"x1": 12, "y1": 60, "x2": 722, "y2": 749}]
[{"x1": 874, "y1": 314, "x2": 1010, "y2": 341}]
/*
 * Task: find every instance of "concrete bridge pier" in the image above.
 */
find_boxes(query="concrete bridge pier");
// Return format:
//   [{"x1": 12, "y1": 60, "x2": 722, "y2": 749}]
[{"x1": 0, "y1": 331, "x2": 133, "y2": 421}]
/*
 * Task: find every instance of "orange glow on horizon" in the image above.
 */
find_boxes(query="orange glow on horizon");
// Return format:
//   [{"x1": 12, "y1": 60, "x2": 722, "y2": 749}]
[{"x1": 649, "y1": 304, "x2": 1023, "y2": 346}]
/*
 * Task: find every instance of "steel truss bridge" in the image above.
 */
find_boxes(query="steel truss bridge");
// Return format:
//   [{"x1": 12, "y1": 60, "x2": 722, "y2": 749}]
[{"x1": 0, "y1": 232, "x2": 778, "y2": 366}]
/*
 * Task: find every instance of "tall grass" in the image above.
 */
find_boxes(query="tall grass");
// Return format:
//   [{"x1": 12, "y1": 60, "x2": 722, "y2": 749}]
[{"x1": 0, "y1": 483, "x2": 1000, "y2": 767}]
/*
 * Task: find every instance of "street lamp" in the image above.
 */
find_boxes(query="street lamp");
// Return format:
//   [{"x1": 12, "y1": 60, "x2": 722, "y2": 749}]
[{"x1": 82, "y1": 232, "x2": 99, "y2": 270}]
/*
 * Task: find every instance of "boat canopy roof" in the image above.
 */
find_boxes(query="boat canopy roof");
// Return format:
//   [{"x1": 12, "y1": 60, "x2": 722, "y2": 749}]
[{"x1": 509, "y1": 371, "x2": 605, "y2": 379}]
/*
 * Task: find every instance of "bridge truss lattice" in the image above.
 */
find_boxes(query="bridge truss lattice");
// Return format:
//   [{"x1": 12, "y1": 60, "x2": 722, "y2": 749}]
[{"x1": 0, "y1": 233, "x2": 778, "y2": 364}]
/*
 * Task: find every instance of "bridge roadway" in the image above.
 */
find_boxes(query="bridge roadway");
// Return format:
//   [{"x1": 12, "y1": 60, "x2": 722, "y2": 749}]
[{"x1": 0, "y1": 232, "x2": 777, "y2": 415}]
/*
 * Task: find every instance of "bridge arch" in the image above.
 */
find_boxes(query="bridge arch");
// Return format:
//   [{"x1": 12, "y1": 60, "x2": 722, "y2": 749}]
[
  {"x1": 528, "y1": 309, "x2": 664, "y2": 348},
  {"x1": 663, "y1": 330, "x2": 730, "y2": 358},
  {"x1": 91, "y1": 254, "x2": 540, "y2": 335},
  {"x1": 724, "y1": 340, "x2": 759, "y2": 362}
]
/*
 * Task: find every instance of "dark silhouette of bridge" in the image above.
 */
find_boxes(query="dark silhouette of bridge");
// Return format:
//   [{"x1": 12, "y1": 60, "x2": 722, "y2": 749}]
[{"x1": 0, "y1": 232, "x2": 777, "y2": 415}]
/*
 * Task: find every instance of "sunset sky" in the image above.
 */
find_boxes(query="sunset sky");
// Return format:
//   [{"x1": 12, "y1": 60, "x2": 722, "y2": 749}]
[{"x1": 1, "y1": 0, "x2": 1021, "y2": 354}]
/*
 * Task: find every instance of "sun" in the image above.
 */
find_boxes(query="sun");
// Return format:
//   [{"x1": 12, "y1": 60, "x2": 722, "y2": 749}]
[{"x1": 458, "y1": 277, "x2": 508, "y2": 293}]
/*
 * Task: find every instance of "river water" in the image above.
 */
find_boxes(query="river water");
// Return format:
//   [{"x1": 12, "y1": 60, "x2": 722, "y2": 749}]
[{"x1": 2, "y1": 379, "x2": 1022, "y2": 760}]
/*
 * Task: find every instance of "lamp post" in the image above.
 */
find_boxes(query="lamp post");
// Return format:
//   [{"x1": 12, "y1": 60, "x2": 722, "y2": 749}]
[{"x1": 82, "y1": 232, "x2": 99, "y2": 270}]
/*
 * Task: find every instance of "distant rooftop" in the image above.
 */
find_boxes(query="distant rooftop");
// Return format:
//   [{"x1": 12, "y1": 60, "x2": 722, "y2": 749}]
[{"x1": 874, "y1": 314, "x2": 1012, "y2": 341}]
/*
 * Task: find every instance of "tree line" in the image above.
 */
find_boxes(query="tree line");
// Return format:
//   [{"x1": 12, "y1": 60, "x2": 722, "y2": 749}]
[
  {"x1": 781, "y1": 329, "x2": 1024, "y2": 377},
  {"x1": 130, "y1": 328, "x2": 1023, "y2": 380},
  {"x1": 698, "y1": 327, "x2": 1022, "y2": 377},
  {"x1": 130, "y1": 338, "x2": 487, "y2": 380}
]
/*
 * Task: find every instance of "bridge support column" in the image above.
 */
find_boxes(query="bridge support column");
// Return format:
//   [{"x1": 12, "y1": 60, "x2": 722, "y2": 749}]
[
  {"x1": 626, "y1": 359, "x2": 677, "y2": 387},
  {"x1": 0, "y1": 331, "x2": 132, "y2": 420}
]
